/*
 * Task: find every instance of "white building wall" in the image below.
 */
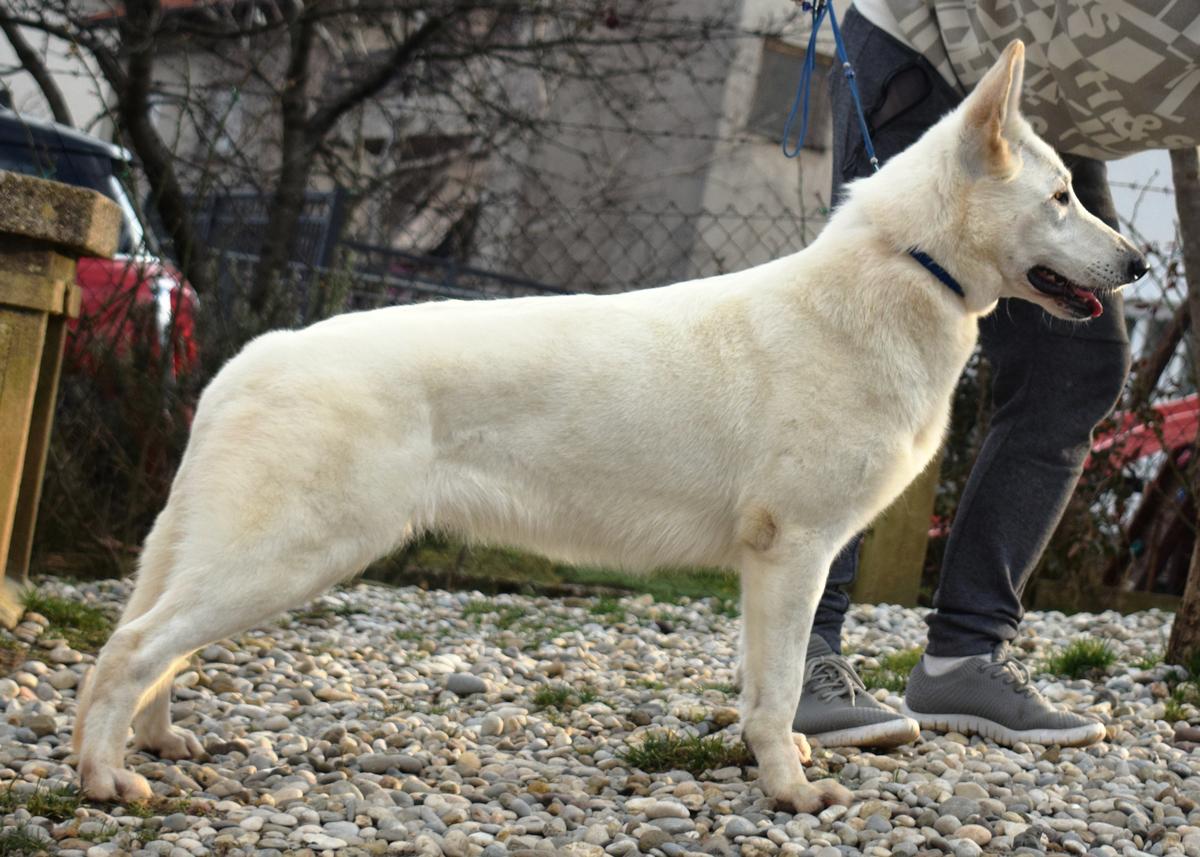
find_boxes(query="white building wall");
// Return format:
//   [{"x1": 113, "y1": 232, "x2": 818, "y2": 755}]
[
  {"x1": 695, "y1": 0, "x2": 848, "y2": 252},
  {"x1": 489, "y1": 0, "x2": 851, "y2": 292},
  {"x1": 0, "y1": 27, "x2": 112, "y2": 135}
]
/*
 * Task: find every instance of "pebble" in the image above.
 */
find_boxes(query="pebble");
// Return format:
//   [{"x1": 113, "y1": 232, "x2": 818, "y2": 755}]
[
  {"x1": 956, "y1": 824, "x2": 992, "y2": 846},
  {"x1": 358, "y1": 753, "x2": 422, "y2": 774},
  {"x1": 22, "y1": 712, "x2": 57, "y2": 737},
  {"x1": 953, "y1": 782, "x2": 989, "y2": 800},
  {"x1": 481, "y1": 712, "x2": 505, "y2": 735},
  {"x1": 47, "y1": 668, "x2": 77, "y2": 690},
  {"x1": 951, "y1": 838, "x2": 983, "y2": 857},
  {"x1": 638, "y1": 828, "x2": 672, "y2": 851},
  {"x1": 0, "y1": 578, "x2": 1193, "y2": 857},
  {"x1": 725, "y1": 817, "x2": 758, "y2": 837},
  {"x1": 629, "y1": 797, "x2": 690, "y2": 818},
  {"x1": 446, "y1": 672, "x2": 488, "y2": 695},
  {"x1": 161, "y1": 814, "x2": 190, "y2": 832}
]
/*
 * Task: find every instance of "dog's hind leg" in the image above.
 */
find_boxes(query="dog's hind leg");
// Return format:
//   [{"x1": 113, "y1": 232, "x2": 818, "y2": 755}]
[
  {"x1": 108, "y1": 509, "x2": 204, "y2": 762},
  {"x1": 129, "y1": 653, "x2": 201, "y2": 762},
  {"x1": 738, "y1": 532, "x2": 853, "y2": 814},
  {"x1": 74, "y1": 506, "x2": 197, "y2": 764},
  {"x1": 77, "y1": 532, "x2": 379, "y2": 802}
]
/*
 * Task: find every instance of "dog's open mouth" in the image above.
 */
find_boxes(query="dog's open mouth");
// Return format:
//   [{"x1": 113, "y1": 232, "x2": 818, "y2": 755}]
[{"x1": 1027, "y1": 265, "x2": 1104, "y2": 319}]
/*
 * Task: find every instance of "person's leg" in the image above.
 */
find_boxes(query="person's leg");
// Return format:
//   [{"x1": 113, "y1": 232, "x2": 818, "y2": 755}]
[
  {"x1": 924, "y1": 155, "x2": 1130, "y2": 656},
  {"x1": 811, "y1": 535, "x2": 858, "y2": 653},
  {"x1": 902, "y1": 154, "x2": 1126, "y2": 747},
  {"x1": 794, "y1": 5, "x2": 959, "y2": 748}
]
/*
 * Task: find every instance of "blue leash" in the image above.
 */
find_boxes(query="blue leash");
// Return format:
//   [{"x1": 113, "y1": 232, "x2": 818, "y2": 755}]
[
  {"x1": 780, "y1": 0, "x2": 965, "y2": 300},
  {"x1": 781, "y1": 0, "x2": 877, "y2": 171}
]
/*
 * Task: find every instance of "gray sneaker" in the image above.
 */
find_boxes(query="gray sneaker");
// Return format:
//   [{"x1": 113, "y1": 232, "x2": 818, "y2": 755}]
[
  {"x1": 794, "y1": 636, "x2": 920, "y2": 748},
  {"x1": 901, "y1": 643, "x2": 1106, "y2": 747}
]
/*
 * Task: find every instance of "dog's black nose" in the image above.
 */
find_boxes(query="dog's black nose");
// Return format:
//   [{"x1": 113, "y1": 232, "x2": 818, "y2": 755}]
[{"x1": 1127, "y1": 254, "x2": 1149, "y2": 282}]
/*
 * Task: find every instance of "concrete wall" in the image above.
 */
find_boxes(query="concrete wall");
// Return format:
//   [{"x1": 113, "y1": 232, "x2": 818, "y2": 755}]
[
  {"x1": 477, "y1": 0, "x2": 730, "y2": 291},
  {"x1": 694, "y1": 0, "x2": 848, "y2": 263},
  {"x1": 486, "y1": 0, "x2": 849, "y2": 292}
]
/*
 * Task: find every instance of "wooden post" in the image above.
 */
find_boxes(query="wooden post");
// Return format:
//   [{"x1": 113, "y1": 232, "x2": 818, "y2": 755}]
[
  {"x1": 852, "y1": 449, "x2": 942, "y2": 607},
  {"x1": 1167, "y1": 146, "x2": 1200, "y2": 667},
  {"x1": 0, "y1": 172, "x2": 120, "y2": 628}
]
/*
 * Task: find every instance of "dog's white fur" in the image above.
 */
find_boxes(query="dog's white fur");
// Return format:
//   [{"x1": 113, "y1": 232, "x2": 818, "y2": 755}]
[{"x1": 75, "y1": 42, "x2": 1142, "y2": 811}]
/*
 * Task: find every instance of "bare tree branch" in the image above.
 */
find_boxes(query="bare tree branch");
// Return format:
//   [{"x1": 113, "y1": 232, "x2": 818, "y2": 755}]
[
  {"x1": 308, "y1": 13, "x2": 448, "y2": 137},
  {"x1": 116, "y1": 0, "x2": 209, "y2": 292},
  {"x1": 0, "y1": 13, "x2": 73, "y2": 124}
]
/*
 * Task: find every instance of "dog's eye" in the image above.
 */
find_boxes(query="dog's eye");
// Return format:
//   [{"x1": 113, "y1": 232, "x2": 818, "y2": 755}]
[{"x1": 1053, "y1": 189, "x2": 1069, "y2": 205}]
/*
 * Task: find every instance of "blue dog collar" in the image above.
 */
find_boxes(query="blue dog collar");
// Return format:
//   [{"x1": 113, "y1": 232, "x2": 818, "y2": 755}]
[{"x1": 908, "y1": 249, "x2": 966, "y2": 299}]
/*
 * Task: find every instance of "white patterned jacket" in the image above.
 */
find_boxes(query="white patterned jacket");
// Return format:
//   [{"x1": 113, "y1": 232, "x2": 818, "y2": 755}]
[{"x1": 854, "y1": 0, "x2": 1199, "y2": 158}]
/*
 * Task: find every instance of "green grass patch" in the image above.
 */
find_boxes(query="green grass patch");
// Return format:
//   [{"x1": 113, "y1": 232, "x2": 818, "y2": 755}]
[
  {"x1": 461, "y1": 600, "x2": 528, "y2": 630},
  {"x1": 560, "y1": 565, "x2": 738, "y2": 606},
  {"x1": 123, "y1": 795, "x2": 204, "y2": 817},
  {"x1": 0, "y1": 781, "x2": 81, "y2": 821},
  {"x1": 0, "y1": 825, "x2": 51, "y2": 855},
  {"x1": 75, "y1": 825, "x2": 120, "y2": 843},
  {"x1": 623, "y1": 730, "x2": 752, "y2": 777},
  {"x1": 21, "y1": 591, "x2": 114, "y2": 654},
  {"x1": 495, "y1": 606, "x2": 528, "y2": 629},
  {"x1": 532, "y1": 682, "x2": 598, "y2": 711},
  {"x1": 462, "y1": 600, "x2": 493, "y2": 618},
  {"x1": 122, "y1": 799, "x2": 157, "y2": 818},
  {"x1": 701, "y1": 681, "x2": 738, "y2": 695},
  {"x1": 0, "y1": 638, "x2": 27, "y2": 675},
  {"x1": 369, "y1": 535, "x2": 739, "y2": 609},
  {"x1": 589, "y1": 597, "x2": 626, "y2": 618},
  {"x1": 1046, "y1": 637, "x2": 1116, "y2": 680},
  {"x1": 528, "y1": 620, "x2": 583, "y2": 646},
  {"x1": 1165, "y1": 682, "x2": 1199, "y2": 723},
  {"x1": 1134, "y1": 650, "x2": 1163, "y2": 670},
  {"x1": 860, "y1": 647, "x2": 923, "y2": 693}
]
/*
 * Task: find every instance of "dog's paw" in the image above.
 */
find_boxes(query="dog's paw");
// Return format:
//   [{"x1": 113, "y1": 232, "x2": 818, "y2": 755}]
[
  {"x1": 134, "y1": 727, "x2": 205, "y2": 761},
  {"x1": 793, "y1": 732, "x2": 812, "y2": 765},
  {"x1": 80, "y1": 764, "x2": 153, "y2": 803},
  {"x1": 770, "y1": 778, "x2": 853, "y2": 814},
  {"x1": 812, "y1": 777, "x2": 853, "y2": 807},
  {"x1": 769, "y1": 781, "x2": 826, "y2": 815}
]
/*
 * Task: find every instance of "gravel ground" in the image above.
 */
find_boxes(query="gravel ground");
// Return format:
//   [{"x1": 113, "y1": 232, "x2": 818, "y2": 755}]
[{"x1": 1, "y1": 577, "x2": 1197, "y2": 857}]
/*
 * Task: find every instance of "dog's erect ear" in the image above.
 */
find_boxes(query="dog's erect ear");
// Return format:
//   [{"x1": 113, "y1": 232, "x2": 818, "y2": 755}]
[{"x1": 961, "y1": 40, "x2": 1025, "y2": 175}]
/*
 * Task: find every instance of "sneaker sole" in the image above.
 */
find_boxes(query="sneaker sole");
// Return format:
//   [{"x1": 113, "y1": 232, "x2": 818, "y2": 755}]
[
  {"x1": 899, "y1": 703, "x2": 1106, "y2": 747},
  {"x1": 806, "y1": 716, "x2": 920, "y2": 749}
]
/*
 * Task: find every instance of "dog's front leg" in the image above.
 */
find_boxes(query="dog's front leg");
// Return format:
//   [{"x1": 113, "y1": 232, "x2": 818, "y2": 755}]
[{"x1": 739, "y1": 536, "x2": 853, "y2": 813}]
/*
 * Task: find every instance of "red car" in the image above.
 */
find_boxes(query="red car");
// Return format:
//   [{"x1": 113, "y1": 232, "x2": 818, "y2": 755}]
[{"x1": 0, "y1": 110, "x2": 198, "y2": 380}]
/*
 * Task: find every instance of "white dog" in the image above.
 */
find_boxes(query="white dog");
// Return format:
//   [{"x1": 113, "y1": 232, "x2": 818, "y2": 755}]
[{"x1": 75, "y1": 41, "x2": 1144, "y2": 811}]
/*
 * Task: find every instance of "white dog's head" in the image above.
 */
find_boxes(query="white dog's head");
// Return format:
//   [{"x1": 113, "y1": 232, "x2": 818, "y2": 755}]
[
  {"x1": 856, "y1": 40, "x2": 1147, "y2": 319},
  {"x1": 954, "y1": 40, "x2": 1147, "y2": 319}
]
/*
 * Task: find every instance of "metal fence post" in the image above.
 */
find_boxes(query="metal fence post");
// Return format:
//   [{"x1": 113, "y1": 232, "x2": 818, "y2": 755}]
[
  {"x1": 319, "y1": 187, "x2": 349, "y2": 270},
  {"x1": 0, "y1": 172, "x2": 120, "y2": 627}
]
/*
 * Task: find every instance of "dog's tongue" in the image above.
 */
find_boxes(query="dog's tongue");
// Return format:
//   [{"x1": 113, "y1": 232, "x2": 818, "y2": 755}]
[{"x1": 1072, "y1": 286, "x2": 1103, "y2": 318}]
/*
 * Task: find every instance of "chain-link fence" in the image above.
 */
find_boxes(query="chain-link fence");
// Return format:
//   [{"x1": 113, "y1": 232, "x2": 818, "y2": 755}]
[{"x1": 192, "y1": 189, "x2": 825, "y2": 300}]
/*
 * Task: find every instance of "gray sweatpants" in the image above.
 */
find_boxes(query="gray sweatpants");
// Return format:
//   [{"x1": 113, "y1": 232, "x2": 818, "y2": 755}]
[{"x1": 811, "y1": 7, "x2": 1131, "y2": 657}]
